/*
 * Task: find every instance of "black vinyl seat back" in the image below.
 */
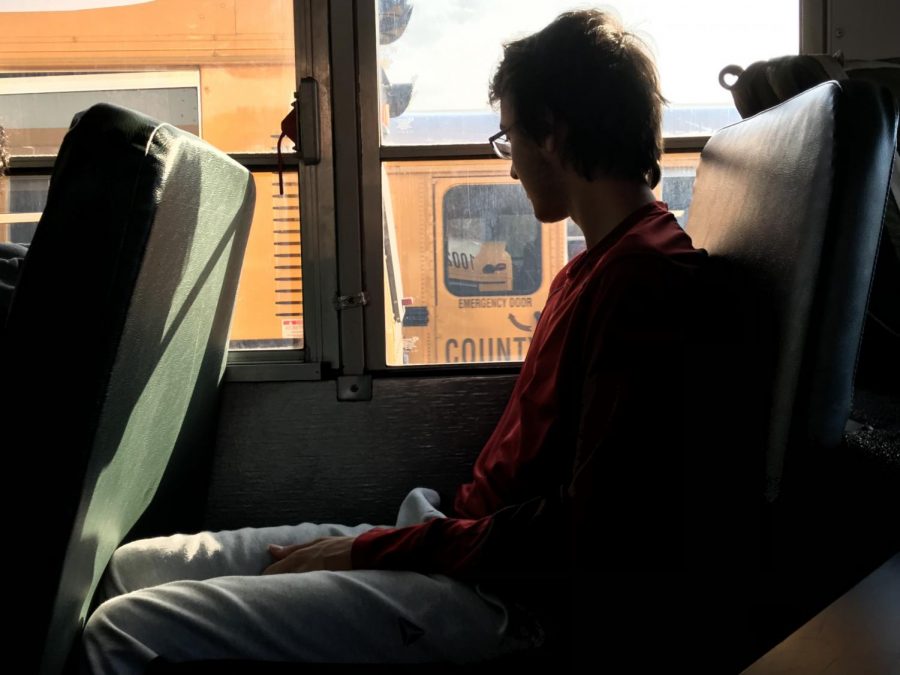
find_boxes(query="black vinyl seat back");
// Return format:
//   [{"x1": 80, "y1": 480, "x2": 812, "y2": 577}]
[
  {"x1": 0, "y1": 104, "x2": 255, "y2": 673},
  {"x1": 685, "y1": 81, "x2": 897, "y2": 502},
  {"x1": 719, "y1": 55, "x2": 900, "y2": 393}
]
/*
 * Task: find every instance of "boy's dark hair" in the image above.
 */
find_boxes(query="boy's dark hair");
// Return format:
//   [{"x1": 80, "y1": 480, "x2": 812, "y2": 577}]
[{"x1": 489, "y1": 9, "x2": 665, "y2": 188}]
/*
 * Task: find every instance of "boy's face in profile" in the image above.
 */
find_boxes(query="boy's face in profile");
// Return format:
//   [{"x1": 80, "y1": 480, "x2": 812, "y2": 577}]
[{"x1": 500, "y1": 98, "x2": 568, "y2": 225}]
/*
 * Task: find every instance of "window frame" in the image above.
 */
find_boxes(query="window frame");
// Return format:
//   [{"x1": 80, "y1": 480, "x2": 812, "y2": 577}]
[
  {"x1": 227, "y1": 0, "x2": 336, "y2": 380},
  {"x1": 0, "y1": 0, "x2": 331, "y2": 381}
]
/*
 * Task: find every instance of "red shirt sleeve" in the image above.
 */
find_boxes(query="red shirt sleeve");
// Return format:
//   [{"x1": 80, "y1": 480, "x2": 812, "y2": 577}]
[{"x1": 351, "y1": 516, "x2": 492, "y2": 579}]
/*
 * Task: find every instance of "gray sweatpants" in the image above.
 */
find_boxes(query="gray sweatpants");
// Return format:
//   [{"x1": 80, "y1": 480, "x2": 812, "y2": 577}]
[{"x1": 82, "y1": 488, "x2": 543, "y2": 674}]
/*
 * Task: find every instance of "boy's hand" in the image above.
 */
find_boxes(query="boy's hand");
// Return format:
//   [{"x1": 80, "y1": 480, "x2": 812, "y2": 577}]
[{"x1": 262, "y1": 536, "x2": 355, "y2": 574}]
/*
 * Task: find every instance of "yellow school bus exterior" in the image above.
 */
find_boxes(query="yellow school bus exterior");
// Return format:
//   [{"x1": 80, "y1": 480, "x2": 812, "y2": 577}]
[{"x1": 383, "y1": 159, "x2": 568, "y2": 366}]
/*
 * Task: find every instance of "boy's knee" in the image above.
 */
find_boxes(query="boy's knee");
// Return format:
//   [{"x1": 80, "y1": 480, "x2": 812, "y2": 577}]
[
  {"x1": 84, "y1": 594, "x2": 133, "y2": 641},
  {"x1": 83, "y1": 595, "x2": 136, "y2": 659},
  {"x1": 100, "y1": 543, "x2": 145, "y2": 599},
  {"x1": 103, "y1": 536, "x2": 180, "y2": 596},
  {"x1": 83, "y1": 594, "x2": 157, "y2": 673}
]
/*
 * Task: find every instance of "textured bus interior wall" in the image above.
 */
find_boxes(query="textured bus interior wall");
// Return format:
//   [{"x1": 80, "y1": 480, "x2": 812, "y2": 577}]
[{"x1": 201, "y1": 375, "x2": 516, "y2": 529}]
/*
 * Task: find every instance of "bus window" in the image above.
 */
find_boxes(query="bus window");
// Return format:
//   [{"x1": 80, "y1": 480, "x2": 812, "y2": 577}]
[
  {"x1": 0, "y1": 0, "x2": 300, "y2": 352},
  {"x1": 373, "y1": 1, "x2": 794, "y2": 369},
  {"x1": 382, "y1": 159, "x2": 566, "y2": 367},
  {"x1": 0, "y1": 72, "x2": 200, "y2": 156},
  {"x1": 443, "y1": 184, "x2": 541, "y2": 297}
]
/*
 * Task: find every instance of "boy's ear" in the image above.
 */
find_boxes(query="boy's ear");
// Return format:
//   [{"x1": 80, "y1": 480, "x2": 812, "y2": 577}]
[
  {"x1": 540, "y1": 132, "x2": 555, "y2": 153},
  {"x1": 535, "y1": 107, "x2": 558, "y2": 153},
  {"x1": 541, "y1": 120, "x2": 567, "y2": 157}
]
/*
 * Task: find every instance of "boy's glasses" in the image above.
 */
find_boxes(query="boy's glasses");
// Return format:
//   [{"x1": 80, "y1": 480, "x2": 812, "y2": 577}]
[{"x1": 488, "y1": 126, "x2": 513, "y2": 159}]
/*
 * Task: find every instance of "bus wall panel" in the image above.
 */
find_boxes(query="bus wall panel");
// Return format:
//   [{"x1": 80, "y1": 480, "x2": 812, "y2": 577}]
[{"x1": 204, "y1": 374, "x2": 517, "y2": 530}]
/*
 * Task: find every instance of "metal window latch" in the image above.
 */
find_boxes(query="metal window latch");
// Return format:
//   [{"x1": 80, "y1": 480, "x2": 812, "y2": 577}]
[
  {"x1": 334, "y1": 291, "x2": 369, "y2": 311},
  {"x1": 297, "y1": 77, "x2": 321, "y2": 165}
]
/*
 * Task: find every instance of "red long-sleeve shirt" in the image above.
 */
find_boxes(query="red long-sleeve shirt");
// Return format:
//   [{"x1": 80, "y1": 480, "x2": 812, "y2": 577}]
[{"x1": 352, "y1": 201, "x2": 706, "y2": 584}]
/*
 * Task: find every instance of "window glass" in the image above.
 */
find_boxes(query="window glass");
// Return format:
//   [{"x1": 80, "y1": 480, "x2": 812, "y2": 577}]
[
  {"x1": 377, "y1": 0, "x2": 798, "y2": 144},
  {"x1": 0, "y1": 73, "x2": 200, "y2": 156},
  {"x1": 0, "y1": 0, "x2": 299, "y2": 351},
  {"x1": 443, "y1": 184, "x2": 540, "y2": 297},
  {"x1": 230, "y1": 172, "x2": 303, "y2": 351},
  {"x1": 384, "y1": 154, "x2": 700, "y2": 366},
  {"x1": 1, "y1": 176, "x2": 48, "y2": 245},
  {"x1": 383, "y1": 158, "x2": 561, "y2": 367}
]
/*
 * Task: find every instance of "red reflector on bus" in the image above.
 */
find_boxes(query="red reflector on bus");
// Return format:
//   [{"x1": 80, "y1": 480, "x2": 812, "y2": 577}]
[{"x1": 401, "y1": 297, "x2": 414, "y2": 306}]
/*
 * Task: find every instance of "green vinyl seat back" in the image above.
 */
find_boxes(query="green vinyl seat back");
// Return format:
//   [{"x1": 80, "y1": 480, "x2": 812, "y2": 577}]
[{"x1": 0, "y1": 103, "x2": 255, "y2": 674}]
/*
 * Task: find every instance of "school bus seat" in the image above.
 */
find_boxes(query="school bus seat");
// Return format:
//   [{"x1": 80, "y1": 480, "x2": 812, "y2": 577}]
[
  {"x1": 0, "y1": 103, "x2": 255, "y2": 674},
  {"x1": 683, "y1": 79, "x2": 898, "y2": 664},
  {"x1": 719, "y1": 54, "x2": 900, "y2": 394}
]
